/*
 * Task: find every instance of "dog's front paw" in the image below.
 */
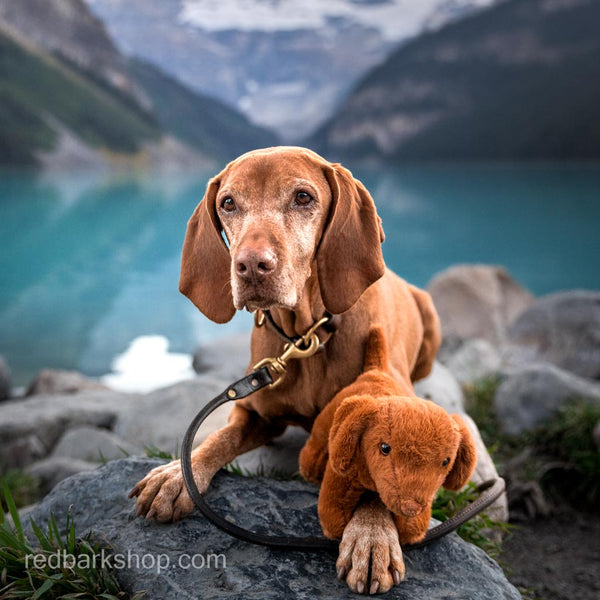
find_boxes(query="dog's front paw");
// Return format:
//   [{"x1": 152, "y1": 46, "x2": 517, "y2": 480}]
[
  {"x1": 128, "y1": 459, "x2": 208, "y2": 523},
  {"x1": 336, "y1": 498, "x2": 405, "y2": 595}
]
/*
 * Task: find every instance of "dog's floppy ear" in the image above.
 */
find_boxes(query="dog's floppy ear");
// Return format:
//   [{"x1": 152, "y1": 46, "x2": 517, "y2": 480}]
[
  {"x1": 317, "y1": 164, "x2": 386, "y2": 315},
  {"x1": 179, "y1": 175, "x2": 236, "y2": 323},
  {"x1": 443, "y1": 414, "x2": 478, "y2": 491},
  {"x1": 329, "y1": 396, "x2": 377, "y2": 477}
]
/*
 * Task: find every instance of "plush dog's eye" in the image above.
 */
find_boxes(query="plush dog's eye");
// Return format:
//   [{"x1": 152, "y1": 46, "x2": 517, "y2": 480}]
[
  {"x1": 295, "y1": 191, "x2": 313, "y2": 206},
  {"x1": 442, "y1": 457, "x2": 451, "y2": 467},
  {"x1": 380, "y1": 443, "x2": 391, "y2": 456},
  {"x1": 221, "y1": 197, "x2": 236, "y2": 212}
]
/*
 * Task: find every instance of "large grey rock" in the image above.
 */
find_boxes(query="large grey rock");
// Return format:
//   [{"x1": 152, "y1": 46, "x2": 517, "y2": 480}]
[
  {"x1": 461, "y1": 414, "x2": 508, "y2": 523},
  {"x1": 0, "y1": 355, "x2": 11, "y2": 401},
  {"x1": 428, "y1": 265, "x2": 533, "y2": 346},
  {"x1": 494, "y1": 364, "x2": 600, "y2": 435},
  {"x1": 235, "y1": 426, "x2": 309, "y2": 476},
  {"x1": 26, "y1": 369, "x2": 108, "y2": 396},
  {"x1": 113, "y1": 376, "x2": 234, "y2": 457},
  {"x1": 506, "y1": 291, "x2": 600, "y2": 380},
  {"x1": 0, "y1": 390, "x2": 134, "y2": 470},
  {"x1": 27, "y1": 456, "x2": 97, "y2": 495},
  {"x1": 51, "y1": 425, "x2": 140, "y2": 463},
  {"x1": 193, "y1": 331, "x2": 251, "y2": 379},
  {"x1": 414, "y1": 361, "x2": 466, "y2": 415},
  {"x1": 444, "y1": 338, "x2": 502, "y2": 385},
  {"x1": 24, "y1": 459, "x2": 521, "y2": 600}
]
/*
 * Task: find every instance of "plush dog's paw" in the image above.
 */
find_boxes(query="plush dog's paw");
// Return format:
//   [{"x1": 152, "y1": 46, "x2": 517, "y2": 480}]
[
  {"x1": 298, "y1": 443, "x2": 328, "y2": 484},
  {"x1": 128, "y1": 459, "x2": 208, "y2": 523},
  {"x1": 336, "y1": 499, "x2": 405, "y2": 595}
]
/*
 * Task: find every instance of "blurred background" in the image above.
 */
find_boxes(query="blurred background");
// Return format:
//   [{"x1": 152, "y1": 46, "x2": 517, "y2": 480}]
[{"x1": 0, "y1": 0, "x2": 599, "y2": 388}]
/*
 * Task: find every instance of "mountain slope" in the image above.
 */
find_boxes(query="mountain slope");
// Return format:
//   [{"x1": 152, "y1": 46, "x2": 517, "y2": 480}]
[
  {"x1": 0, "y1": 27, "x2": 160, "y2": 167},
  {"x1": 0, "y1": 0, "x2": 148, "y2": 109},
  {"x1": 311, "y1": 0, "x2": 600, "y2": 161},
  {"x1": 0, "y1": 0, "x2": 279, "y2": 168},
  {"x1": 128, "y1": 59, "x2": 278, "y2": 162},
  {"x1": 85, "y1": 0, "x2": 495, "y2": 140}
]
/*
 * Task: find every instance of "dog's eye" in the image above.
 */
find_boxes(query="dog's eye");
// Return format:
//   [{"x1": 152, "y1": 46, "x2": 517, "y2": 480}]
[
  {"x1": 221, "y1": 197, "x2": 236, "y2": 212},
  {"x1": 295, "y1": 191, "x2": 313, "y2": 206},
  {"x1": 442, "y1": 457, "x2": 450, "y2": 467},
  {"x1": 380, "y1": 443, "x2": 391, "y2": 456}
]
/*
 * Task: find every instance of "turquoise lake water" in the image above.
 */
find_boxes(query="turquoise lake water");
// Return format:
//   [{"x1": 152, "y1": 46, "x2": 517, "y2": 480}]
[{"x1": 1, "y1": 163, "x2": 599, "y2": 386}]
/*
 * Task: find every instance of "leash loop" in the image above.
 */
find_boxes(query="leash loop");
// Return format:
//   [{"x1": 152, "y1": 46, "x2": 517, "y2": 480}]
[
  {"x1": 181, "y1": 313, "x2": 506, "y2": 552},
  {"x1": 181, "y1": 372, "x2": 506, "y2": 551}
]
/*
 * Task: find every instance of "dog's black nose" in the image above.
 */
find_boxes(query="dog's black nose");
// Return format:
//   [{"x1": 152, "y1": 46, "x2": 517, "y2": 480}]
[{"x1": 235, "y1": 246, "x2": 277, "y2": 280}]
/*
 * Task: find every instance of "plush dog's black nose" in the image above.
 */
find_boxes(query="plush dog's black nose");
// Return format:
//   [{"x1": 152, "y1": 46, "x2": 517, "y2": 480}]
[{"x1": 235, "y1": 247, "x2": 277, "y2": 280}]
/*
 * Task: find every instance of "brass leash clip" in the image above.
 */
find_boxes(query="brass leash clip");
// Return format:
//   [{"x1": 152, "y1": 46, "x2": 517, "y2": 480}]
[{"x1": 252, "y1": 315, "x2": 330, "y2": 388}]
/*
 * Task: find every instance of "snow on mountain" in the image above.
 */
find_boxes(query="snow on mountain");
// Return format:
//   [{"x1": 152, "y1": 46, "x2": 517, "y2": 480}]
[
  {"x1": 85, "y1": 0, "x2": 495, "y2": 140},
  {"x1": 179, "y1": 0, "x2": 494, "y2": 41}
]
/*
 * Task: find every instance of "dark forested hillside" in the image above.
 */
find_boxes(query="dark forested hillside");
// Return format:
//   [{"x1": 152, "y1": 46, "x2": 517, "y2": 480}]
[
  {"x1": 0, "y1": 28, "x2": 160, "y2": 166},
  {"x1": 0, "y1": 0, "x2": 277, "y2": 168},
  {"x1": 312, "y1": 0, "x2": 600, "y2": 162}
]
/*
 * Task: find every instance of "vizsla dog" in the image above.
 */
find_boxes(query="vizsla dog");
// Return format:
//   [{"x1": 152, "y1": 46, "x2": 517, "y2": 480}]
[
  {"x1": 300, "y1": 325, "x2": 477, "y2": 548},
  {"x1": 130, "y1": 146, "x2": 441, "y2": 594}
]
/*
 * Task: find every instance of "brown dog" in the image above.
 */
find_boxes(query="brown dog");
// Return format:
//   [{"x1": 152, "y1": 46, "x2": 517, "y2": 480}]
[
  {"x1": 130, "y1": 146, "x2": 441, "y2": 594},
  {"x1": 300, "y1": 326, "x2": 477, "y2": 546}
]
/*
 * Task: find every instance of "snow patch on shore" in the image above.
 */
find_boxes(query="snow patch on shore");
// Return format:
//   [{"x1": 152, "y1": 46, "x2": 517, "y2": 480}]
[{"x1": 102, "y1": 335, "x2": 195, "y2": 393}]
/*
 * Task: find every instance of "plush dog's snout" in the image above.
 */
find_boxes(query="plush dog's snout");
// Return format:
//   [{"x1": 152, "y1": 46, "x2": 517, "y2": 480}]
[
  {"x1": 235, "y1": 246, "x2": 277, "y2": 281},
  {"x1": 399, "y1": 499, "x2": 424, "y2": 517}
]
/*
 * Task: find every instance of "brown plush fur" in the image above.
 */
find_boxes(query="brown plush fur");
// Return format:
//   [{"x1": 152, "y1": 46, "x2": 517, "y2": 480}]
[
  {"x1": 300, "y1": 326, "x2": 477, "y2": 545},
  {"x1": 130, "y1": 147, "x2": 442, "y2": 594}
]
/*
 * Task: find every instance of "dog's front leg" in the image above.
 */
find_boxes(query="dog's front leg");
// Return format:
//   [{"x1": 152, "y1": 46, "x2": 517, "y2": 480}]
[
  {"x1": 336, "y1": 496, "x2": 405, "y2": 595},
  {"x1": 129, "y1": 404, "x2": 285, "y2": 522}
]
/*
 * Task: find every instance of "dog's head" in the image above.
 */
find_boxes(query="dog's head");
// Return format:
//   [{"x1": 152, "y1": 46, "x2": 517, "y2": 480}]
[
  {"x1": 179, "y1": 146, "x2": 385, "y2": 322},
  {"x1": 329, "y1": 395, "x2": 477, "y2": 520}
]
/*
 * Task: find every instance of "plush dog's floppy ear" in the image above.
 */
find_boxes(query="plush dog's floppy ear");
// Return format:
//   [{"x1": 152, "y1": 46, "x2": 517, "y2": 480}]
[
  {"x1": 329, "y1": 396, "x2": 377, "y2": 477},
  {"x1": 179, "y1": 176, "x2": 236, "y2": 323},
  {"x1": 443, "y1": 414, "x2": 478, "y2": 491},
  {"x1": 317, "y1": 164, "x2": 386, "y2": 315}
]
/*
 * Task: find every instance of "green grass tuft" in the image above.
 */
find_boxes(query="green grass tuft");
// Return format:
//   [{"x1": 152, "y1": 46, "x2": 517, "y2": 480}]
[
  {"x1": 464, "y1": 378, "x2": 600, "y2": 512},
  {"x1": 532, "y1": 399, "x2": 600, "y2": 509},
  {"x1": 0, "y1": 485, "x2": 144, "y2": 599},
  {"x1": 432, "y1": 482, "x2": 511, "y2": 558},
  {"x1": 143, "y1": 446, "x2": 177, "y2": 460},
  {"x1": 0, "y1": 470, "x2": 41, "y2": 512}
]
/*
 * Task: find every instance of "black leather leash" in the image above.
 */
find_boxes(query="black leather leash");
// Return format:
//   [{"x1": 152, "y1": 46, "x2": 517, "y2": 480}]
[{"x1": 180, "y1": 365, "x2": 506, "y2": 552}]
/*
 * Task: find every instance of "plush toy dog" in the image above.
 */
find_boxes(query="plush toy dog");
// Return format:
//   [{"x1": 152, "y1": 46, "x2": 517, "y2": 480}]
[{"x1": 299, "y1": 325, "x2": 477, "y2": 545}]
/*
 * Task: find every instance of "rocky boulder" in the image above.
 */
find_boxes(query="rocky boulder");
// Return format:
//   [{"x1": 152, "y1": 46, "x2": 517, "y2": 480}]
[
  {"x1": 192, "y1": 332, "x2": 251, "y2": 379},
  {"x1": 0, "y1": 389, "x2": 133, "y2": 470},
  {"x1": 24, "y1": 458, "x2": 521, "y2": 600},
  {"x1": 26, "y1": 368, "x2": 108, "y2": 396},
  {"x1": 113, "y1": 375, "x2": 233, "y2": 457},
  {"x1": 50, "y1": 425, "x2": 140, "y2": 463},
  {"x1": 27, "y1": 456, "x2": 97, "y2": 496},
  {"x1": 494, "y1": 364, "x2": 600, "y2": 435},
  {"x1": 506, "y1": 290, "x2": 600, "y2": 380},
  {"x1": 442, "y1": 338, "x2": 502, "y2": 385},
  {"x1": 414, "y1": 361, "x2": 466, "y2": 414},
  {"x1": 427, "y1": 265, "x2": 533, "y2": 346}
]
